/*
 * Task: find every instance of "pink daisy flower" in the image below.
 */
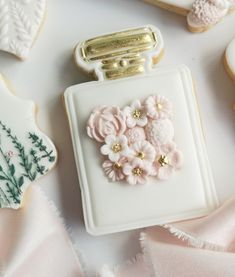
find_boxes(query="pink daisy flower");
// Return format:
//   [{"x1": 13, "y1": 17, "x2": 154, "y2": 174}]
[
  {"x1": 129, "y1": 140, "x2": 156, "y2": 163},
  {"x1": 145, "y1": 95, "x2": 172, "y2": 120},
  {"x1": 102, "y1": 157, "x2": 127, "y2": 182}
]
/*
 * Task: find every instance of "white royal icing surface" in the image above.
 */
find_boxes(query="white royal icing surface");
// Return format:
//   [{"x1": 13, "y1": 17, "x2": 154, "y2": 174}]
[
  {"x1": 225, "y1": 38, "x2": 235, "y2": 77},
  {"x1": 64, "y1": 65, "x2": 218, "y2": 235},
  {"x1": 0, "y1": 75, "x2": 57, "y2": 209},
  {"x1": 0, "y1": 0, "x2": 46, "y2": 59}
]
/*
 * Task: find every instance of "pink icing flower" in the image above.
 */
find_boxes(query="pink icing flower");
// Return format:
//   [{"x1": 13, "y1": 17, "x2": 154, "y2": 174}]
[
  {"x1": 123, "y1": 100, "x2": 148, "y2": 128},
  {"x1": 125, "y1": 127, "x2": 146, "y2": 145},
  {"x1": 102, "y1": 157, "x2": 127, "y2": 182},
  {"x1": 152, "y1": 142, "x2": 183, "y2": 180},
  {"x1": 188, "y1": 0, "x2": 229, "y2": 27},
  {"x1": 123, "y1": 159, "x2": 151, "y2": 185},
  {"x1": 100, "y1": 135, "x2": 129, "y2": 162},
  {"x1": 145, "y1": 119, "x2": 174, "y2": 146},
  {"x1": 145, "y1": 95, "x2": 172, "y2": 120},
  {"x1": 87, "y1": 106, "x2": 126, "y2": 142},
  {"x1": 129, "y1": 140, "x2": 156, "y2": 163}
]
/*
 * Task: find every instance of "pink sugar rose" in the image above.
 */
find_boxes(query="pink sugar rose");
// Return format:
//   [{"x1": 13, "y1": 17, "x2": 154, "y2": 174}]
[
  {"x1": 152, "y1": 142, "x2": 183, "y2": 180},
  {"x1": 125, "y1": 127, "x2": 146, "y2": 145},
  {"x1": 129, "y1": 140, "x2": 156, "y2": 163},
  {"x1": 145, "y1": 95, "x2": 172, "y2": 120},
  {"x1": 102, "y1": 157, "x2": 127, "y2": 182},
  {"x1": 123, "y1": 159, "x2": 151, "y2": 185},
  {"x1": 87, "y1": 106, "x2": 126, "y2": 142}
]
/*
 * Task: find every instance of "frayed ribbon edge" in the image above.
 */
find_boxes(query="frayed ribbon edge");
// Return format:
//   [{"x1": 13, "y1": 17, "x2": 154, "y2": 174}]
[{"x1": 162, "y1": 224, "x2": 226, "y2": 252}]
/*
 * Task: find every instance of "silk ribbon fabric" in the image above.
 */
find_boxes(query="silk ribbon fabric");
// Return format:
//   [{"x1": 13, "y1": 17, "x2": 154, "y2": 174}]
[
  {"x1": 1, "y1": 186, "x2": 235, "y2": 276},
  {"x1": 100, "y1": 196, "x2": 235, "y2": 277},
  {"x1": 0, "y1": 185, "x2": 84, "y2": 277}
]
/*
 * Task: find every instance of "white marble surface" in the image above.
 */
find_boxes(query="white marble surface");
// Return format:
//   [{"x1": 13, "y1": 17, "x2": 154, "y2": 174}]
[{"x1": 0, "y1": 0, "x2": 235, "y2": 275}]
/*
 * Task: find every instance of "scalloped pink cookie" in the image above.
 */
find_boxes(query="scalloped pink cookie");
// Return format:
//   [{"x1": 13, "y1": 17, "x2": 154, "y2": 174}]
[
  {"x1": 0, "y1": 75, "x2": 57, "y2": 209},
  {"x1": 224, "y1": 38, "x2": 235, "y2": 83},
  {"x1": 0, "y1": 0, "x2": 46, "y2": 60},
  {"x1": 144, "y1": 0, "x2": 235, "y2": 32}
]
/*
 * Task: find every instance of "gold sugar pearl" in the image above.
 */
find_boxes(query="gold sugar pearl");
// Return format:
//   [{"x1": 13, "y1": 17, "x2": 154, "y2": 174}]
[
  {"x1": 132, "y1": 167, "x2": 143, "y2": 176},
  {"x1": 113, "y1": 162, "x2": 122, "y2": 169},
  {"x1": 158, "y1": 155, "x2": 169, "y2": 167},
  {"x1": 132, "y1": 109, "x2": 142, "y2": 119},
  {"x1": 137, "y1": 151, "x2": 145, "y2": 160},
  {"x1": 120, "y1": 59, "x2": 128, "y2": 67},
  {"x1": 112, "y1": 143, "x2": 122, "y2": 153},
  {"x1": 156, "y1": 103, "x2": 163, "y2": 110}
]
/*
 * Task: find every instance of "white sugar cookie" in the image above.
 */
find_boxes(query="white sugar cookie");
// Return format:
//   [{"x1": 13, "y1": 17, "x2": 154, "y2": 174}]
[
  {"x1": 0, "y1": 75, "x2": 57, "y2": 209},
  {"x1": 224, "y1": 38, "x2": 235, "y2": 83},
  {"x1": 63, "y1": 26, "x2": 218, "y2": 235},
  {"x1": 144, "y1": 0, "x2": 235, "y2": 33},
  {"x1": 0, "y1": 0, "x2": 46, "y2": 60}
]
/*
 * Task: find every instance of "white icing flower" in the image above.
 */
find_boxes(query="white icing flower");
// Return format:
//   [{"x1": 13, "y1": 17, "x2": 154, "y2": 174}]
[
  {"x1": 100, "y1": 135, "x2": 129, "y2": 162},
  {"x1": 129, "y1": 140, "x2": 156, "y2": 163},
  {"x1": 123, "y1": 100, "x2": 148, "y2": 128},
  {"x1": 145, "y1": 95, "x2": 172, "y2": 120}
]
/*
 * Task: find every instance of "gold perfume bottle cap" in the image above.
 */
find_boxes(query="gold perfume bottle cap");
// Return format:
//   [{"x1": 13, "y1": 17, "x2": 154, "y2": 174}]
[{"x1": 74, "y1": 25, "x2": 164, "y2": 81}]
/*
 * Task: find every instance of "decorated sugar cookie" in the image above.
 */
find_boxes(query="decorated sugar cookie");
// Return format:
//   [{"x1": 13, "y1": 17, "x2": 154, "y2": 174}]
[
  {"x1": 0, "y1": 75, "x2": 57, "y2": 209},
  {"x1": 144, "y1": 0, "x2": 235, "y2": 32},
  {"x1": 0, "y1": 0, "x2": 46, "y2": 59},
  {"x1": 64, "y1": 26, "x2": 218, "y2": 235},
  {"x1": 224, "y1": 38, "x2": 235, "y2": 82}
]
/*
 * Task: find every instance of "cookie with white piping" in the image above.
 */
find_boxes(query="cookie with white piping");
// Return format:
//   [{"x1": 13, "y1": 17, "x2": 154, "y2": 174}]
[
  {"x1": 0, "y1": 0, "x2": 46, "y2": 60},
  {"x1": 0, "y1": 74, "x2": 57, "y2": 209},
  {"x1": 144, "y1": 0, "x2": 235, "y2": 33},
  {"x1": 63, "y1": 25, "x2": 218, "y2": 235},
  {"x1": 224, "y1": 38, "x2": 235, "y2": 83}
]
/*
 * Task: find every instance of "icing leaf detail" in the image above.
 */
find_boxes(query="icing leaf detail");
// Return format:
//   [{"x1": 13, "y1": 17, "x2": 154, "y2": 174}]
[
  {"x1": 0, "y1": 0, "x2": 46, "y2": 59},
  {"x1": 29, "y1": 132, "x2": 56, "y2": 162}
]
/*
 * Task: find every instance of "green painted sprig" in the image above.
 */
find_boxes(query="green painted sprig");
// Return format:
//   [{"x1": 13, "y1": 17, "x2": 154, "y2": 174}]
[{"x1": 0, "y1": 121, "x2": 56, "y2": 208}]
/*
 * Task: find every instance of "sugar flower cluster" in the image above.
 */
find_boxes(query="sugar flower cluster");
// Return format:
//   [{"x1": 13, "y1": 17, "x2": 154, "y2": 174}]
[{"x1": 87, "y1": 95, "x2": 183, "y2": 185}]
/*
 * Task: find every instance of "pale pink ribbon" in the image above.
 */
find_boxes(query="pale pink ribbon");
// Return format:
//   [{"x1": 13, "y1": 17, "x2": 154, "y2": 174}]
[
  {"x1": 1, "y1": 186, "x2": 235, "y2": 277},
  {"x1": 0, "y1": 185, "x2": 84, "y2": 277},
  {"x1": 99, "y1": 197, "x2": 235, "y2": 277}
]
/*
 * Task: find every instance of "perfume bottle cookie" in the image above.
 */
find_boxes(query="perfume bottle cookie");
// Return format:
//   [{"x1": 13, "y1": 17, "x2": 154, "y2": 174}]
[
  {"x1": 0, "y1": 75, "x2": 57, "y2": 209},
  {"x1": 224, "y1": 38, "x2": 235, "y2": 82},
  {"x1": 144, "y1": 0, "x2": 235, "y2": 32},
  {"x1": 0, "y1": 0, "x2": 46, "y2": 59},
  {"x1": 64, "y1": 25, "x2": 218, "y2": 235}
]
